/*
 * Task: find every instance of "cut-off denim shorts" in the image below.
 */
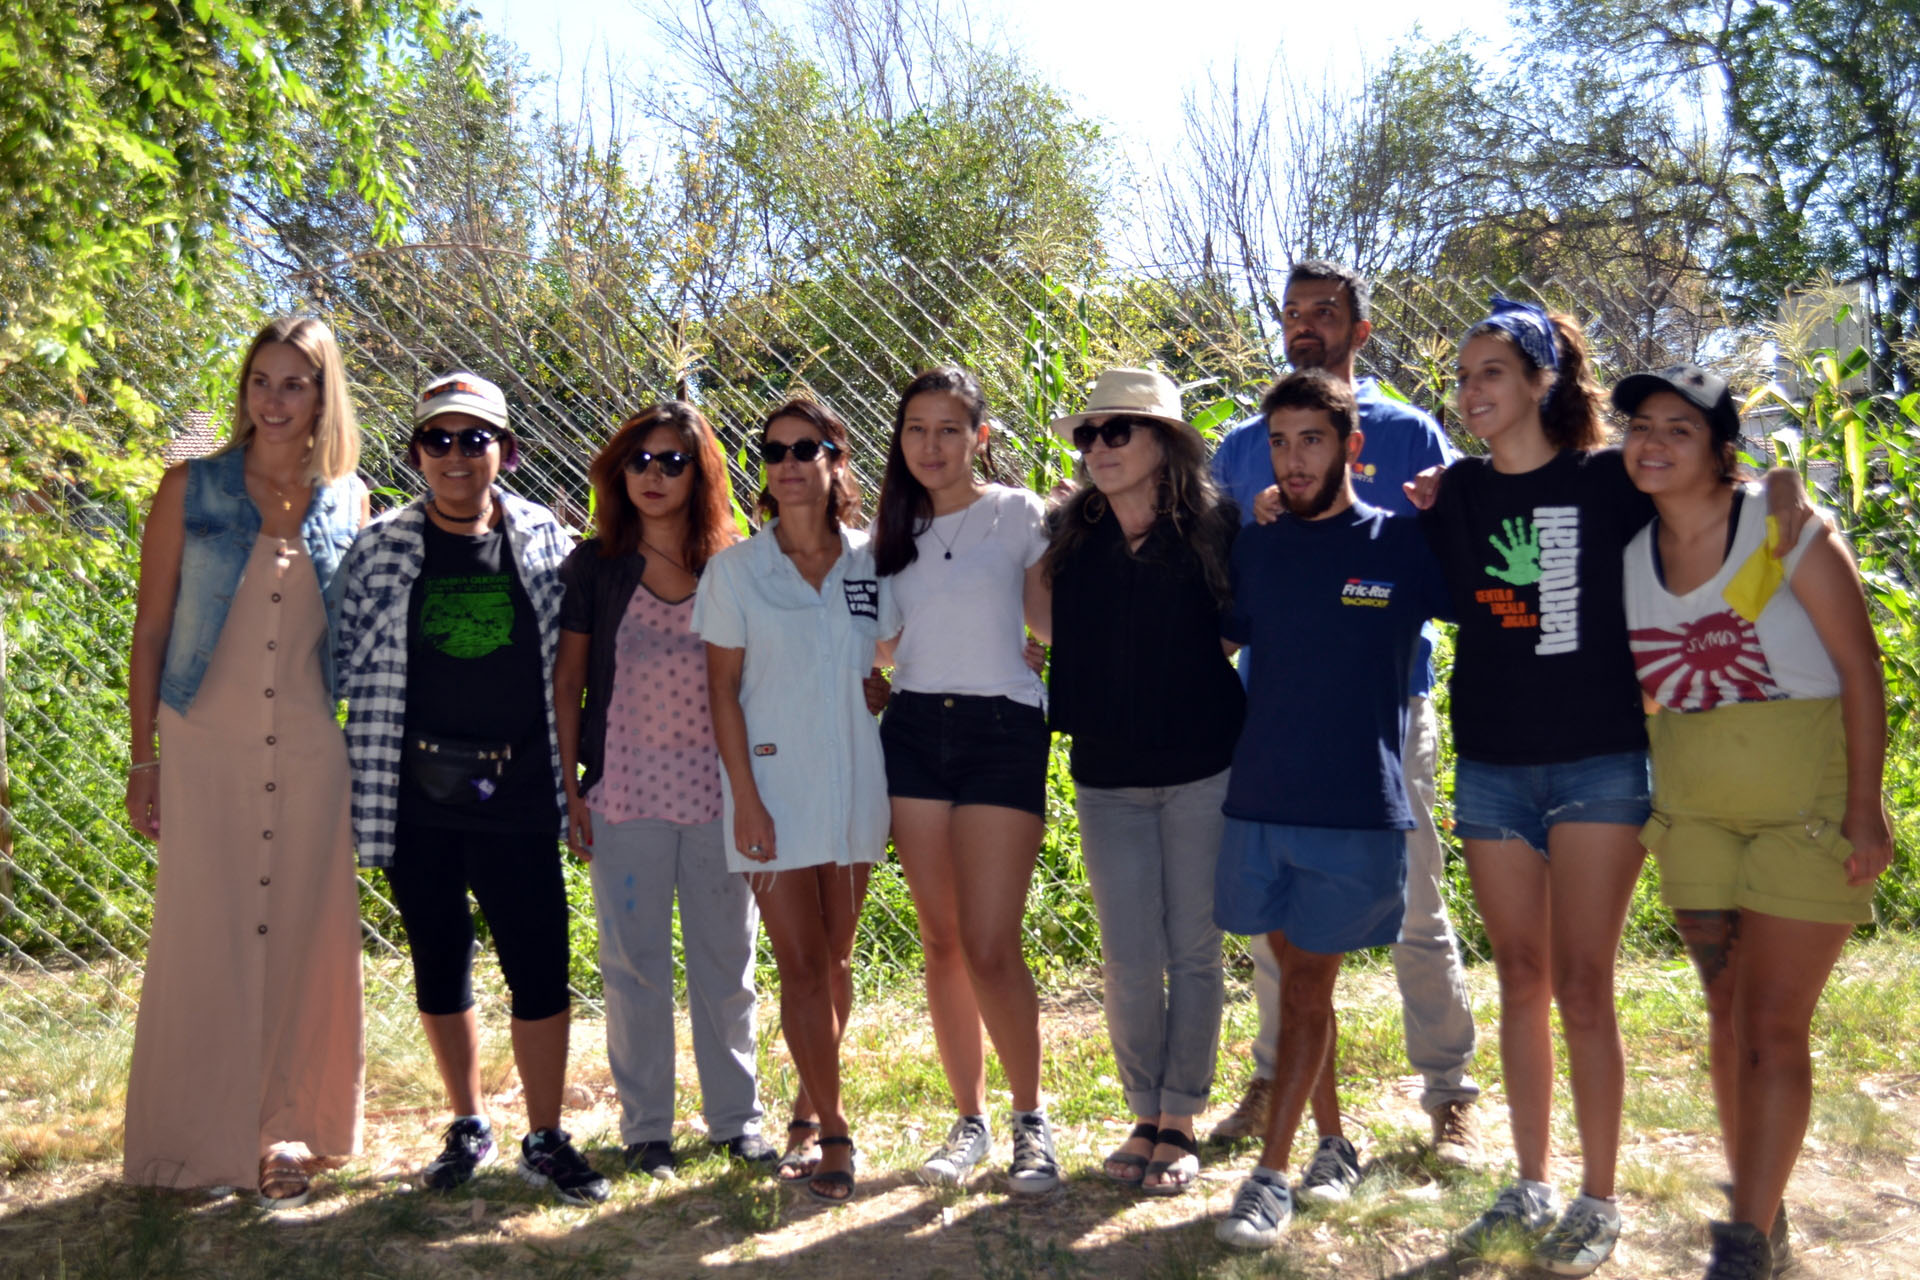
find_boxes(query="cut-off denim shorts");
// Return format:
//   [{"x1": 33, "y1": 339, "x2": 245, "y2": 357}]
[{"x1": 1452, "y1": 749, "x2": 1651, "y2": 856}]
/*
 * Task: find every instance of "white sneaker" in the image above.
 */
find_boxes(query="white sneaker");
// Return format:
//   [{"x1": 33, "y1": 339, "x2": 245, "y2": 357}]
[
  {"x1": 1455, "y1": 1179, "x2": 1561, "y2": 1256},
  {"x1": 1216, "y1": 1174, "x2": 1293, "y2": 1250},
  {"x1": 1298, "y1": 1134, "x2": 1362, "y2": 1203},
  {"x1": 1533, "y1": 1194, "x2": 1622, "y2": 1276},
  {"x1": 1006, "y1": 1112, "x2": 1060, "y2": 1195},
  {"x1": 917, "y1": 1115, "x2": 990, "y2": 1187}
]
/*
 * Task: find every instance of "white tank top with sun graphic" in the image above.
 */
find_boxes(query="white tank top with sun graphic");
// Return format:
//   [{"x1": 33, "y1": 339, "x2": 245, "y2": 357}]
[{"x1": 1624, "y1": 484, "x2": 1839, "y2": 712}]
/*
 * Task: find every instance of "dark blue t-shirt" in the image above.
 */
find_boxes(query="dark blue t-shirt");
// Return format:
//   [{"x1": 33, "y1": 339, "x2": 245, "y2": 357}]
[
  {"x1": 1221, "y1": 501, "x2": 1451, "y2": 830},
  {"x1": 1210, "y1": 377, "x2": 1456, "y2": 696}
]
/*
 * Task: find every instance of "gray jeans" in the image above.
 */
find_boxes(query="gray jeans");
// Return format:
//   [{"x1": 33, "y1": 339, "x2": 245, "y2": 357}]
[
  {"x1": 1077, "y1": 767, "x2": 1229, "y2": 1119},
  {"x1": 1248, "y1": 696, "x2": 1480, "y2": 1111},
  {"x1": 589, "y1": 814, "x2": 763, "y2": 1144}
]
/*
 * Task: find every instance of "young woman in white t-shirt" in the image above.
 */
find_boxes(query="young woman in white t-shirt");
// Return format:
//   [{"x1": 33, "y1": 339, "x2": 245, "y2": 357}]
[
  {"x1": 1616, "y1": 366, "x2": 1891, "y2": 1280},
  {"x1": 870, "y1": 367, "x2": 1060, "y2": 1193}
]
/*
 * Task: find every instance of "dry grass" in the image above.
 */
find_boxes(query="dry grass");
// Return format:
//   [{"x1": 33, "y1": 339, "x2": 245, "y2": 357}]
[{"x1": 4, "y1": 941, "x2": 1920, "y2": 1278}]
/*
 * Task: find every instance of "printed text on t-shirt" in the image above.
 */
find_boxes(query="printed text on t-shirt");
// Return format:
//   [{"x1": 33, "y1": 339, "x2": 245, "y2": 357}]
[{"x1": 1475, "y1": 506, "x2": 1580, "y2": 655}]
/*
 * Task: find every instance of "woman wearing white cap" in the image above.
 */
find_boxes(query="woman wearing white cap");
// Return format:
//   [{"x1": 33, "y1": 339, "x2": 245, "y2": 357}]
[
  {"x1": 336, "y1": 371, "x2": 608, "y2": 1207},
  {"x1": 123, "y1": 316, "x2": 368, "y2": 1209},
  {"x1": 1044, "y1": 368, "x2": 1245, "y2": 1195},
  {"x1": 868, "y1": 367, "x2": 1060, "y2": 1193}
]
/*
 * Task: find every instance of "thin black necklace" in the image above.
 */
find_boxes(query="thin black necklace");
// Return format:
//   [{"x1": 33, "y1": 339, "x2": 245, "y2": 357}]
[
  {"x1": 429, "y1": 498, "x2": 493, "y2": 528},
  {"x1": 641, "y1": 536, "x2": 688, "y2": 572},
  {"x1": 927, "y1": 499, "x2": 976, "y2": 560}
]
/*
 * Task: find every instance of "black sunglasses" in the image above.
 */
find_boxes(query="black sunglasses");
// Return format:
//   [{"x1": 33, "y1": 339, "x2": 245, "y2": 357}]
[
  {"x1": 413, "y1": 425, "x2": 500, "y2": 459},
  {"x1": 760, "y1": 437, "x2": 839, "y2": 464},
  {"x1": 1071, "y1": 415, "x2": 1147, "y2": 452},
  {"x1": 626, "y1": 449, "x2": 694, "y2": 478}
]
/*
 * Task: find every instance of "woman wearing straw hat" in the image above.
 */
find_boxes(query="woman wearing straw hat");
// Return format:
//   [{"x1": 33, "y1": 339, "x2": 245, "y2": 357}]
[
  {"x1": 1043, "y1": 367, "x2": 1245, "y2": 1194},
  {"x1": 869, "y1": 367, "x2": 1061, "y2": 1193},
  {"x1": 123, "y1": 316, "x2": 368, "y2": 1209}
]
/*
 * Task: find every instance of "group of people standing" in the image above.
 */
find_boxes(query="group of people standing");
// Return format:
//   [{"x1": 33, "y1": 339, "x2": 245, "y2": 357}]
[{"x1": 119, "y1": 260, "x2": 1892, "y2": 1280}]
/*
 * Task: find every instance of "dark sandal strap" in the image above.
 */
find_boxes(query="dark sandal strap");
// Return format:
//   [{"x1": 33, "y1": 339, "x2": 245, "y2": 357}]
[
  {"x1": 1128, "y1": 1121, "x2": 1160, "y2": 1142},
  {"x1": 1154, "y1": 1127, "x2": 1200, "y2": 1155},
  {"x1": 818, "y1": 1134, "x2": 854, "y2": 1149},
  {"x1": 788, "y1": 1118, "x2": 821, "y2": 1132}
]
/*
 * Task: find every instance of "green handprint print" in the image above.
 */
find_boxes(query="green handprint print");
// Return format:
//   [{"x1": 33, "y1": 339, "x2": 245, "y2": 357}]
[{"x1": 1484, "y1": 516, "x2": 1542, "y2": 586}]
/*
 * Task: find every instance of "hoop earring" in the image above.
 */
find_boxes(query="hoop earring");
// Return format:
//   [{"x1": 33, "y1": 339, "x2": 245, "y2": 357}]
[{"x1": 1083, "y1": 490, "x2": 1108, "y2": 525}]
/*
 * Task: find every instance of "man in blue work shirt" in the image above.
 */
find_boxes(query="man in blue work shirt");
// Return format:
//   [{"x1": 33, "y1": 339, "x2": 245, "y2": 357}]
[{"x1": 1208, "y1": 261, "x2": 1482, "y2": 1167}]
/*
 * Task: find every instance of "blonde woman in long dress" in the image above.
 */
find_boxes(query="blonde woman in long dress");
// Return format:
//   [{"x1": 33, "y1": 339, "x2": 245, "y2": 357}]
[{"x1": 123, "y1": 316, "x2": 369, "y2": 1208}]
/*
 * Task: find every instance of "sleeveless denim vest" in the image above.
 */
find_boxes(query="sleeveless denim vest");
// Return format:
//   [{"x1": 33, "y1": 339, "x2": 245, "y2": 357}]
[{"x1": 158, "y1": 448, "x2": 364, "y2": 713}]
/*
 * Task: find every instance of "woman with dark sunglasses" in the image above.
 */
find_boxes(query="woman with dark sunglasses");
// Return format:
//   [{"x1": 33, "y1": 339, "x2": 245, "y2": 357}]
[
  {"x1": 692, "y1": 399, "x2": 890, "y2": 1203},
  {"x1": 123, "y1": 317, "x2": 368, "y2": 1208},
  {"x1": 1041, "y1": 368, "x2": 1244, "y2": 1196},
  {"x1": 868, "y1": 367, "x2": 1060, "y2": 1193},
  {"x1": 551, "y1": 403, "x2": 774, "y2": 1182},
  {"x1": 336, "y1": 371, "x2": 609, "y2": 1207}
]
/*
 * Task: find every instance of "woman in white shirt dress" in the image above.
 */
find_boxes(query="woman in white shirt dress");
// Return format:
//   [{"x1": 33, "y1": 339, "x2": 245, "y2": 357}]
[{"x1": 692, "y1": 398, "x2": 890, "y2": 1204}]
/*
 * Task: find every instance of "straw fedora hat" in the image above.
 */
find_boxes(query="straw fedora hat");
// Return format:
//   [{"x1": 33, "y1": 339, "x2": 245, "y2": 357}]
[{"x1": 1048, "y1": 368, "x2": 1196, "y2": 443}]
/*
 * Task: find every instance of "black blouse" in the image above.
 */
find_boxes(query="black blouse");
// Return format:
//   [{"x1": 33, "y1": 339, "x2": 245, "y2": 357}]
[{"x1": 1047, "y1": 505, "x2": 1246, "y2": 789}]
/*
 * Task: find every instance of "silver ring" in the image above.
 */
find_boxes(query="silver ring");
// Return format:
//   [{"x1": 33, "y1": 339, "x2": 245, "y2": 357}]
[{"x1": 749, "y1": 843, "x2": 764, "y2": 853}]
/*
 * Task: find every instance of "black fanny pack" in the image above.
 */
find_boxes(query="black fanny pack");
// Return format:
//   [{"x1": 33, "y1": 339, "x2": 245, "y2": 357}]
[{"x1": 404, "y1": 734, "x2": 513, "y2": 805}]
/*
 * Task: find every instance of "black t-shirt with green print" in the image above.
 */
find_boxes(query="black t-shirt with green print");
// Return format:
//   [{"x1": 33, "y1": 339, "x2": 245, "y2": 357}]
[
  {"x1": 400, "y1": 518, "x2": 555, "y2": 831},
  {"x1": 1421, "y1": 447, "x2": 1656, "y2": 766}
]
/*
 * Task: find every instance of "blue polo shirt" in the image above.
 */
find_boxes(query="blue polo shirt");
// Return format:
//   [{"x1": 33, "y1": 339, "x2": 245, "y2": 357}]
[
  {"x1": 1220, "y1": 502, "x2": 1451, "y2": 829},
  {"x1": 1210, "y1": 377, "x2": 1456, "y2": 695}
]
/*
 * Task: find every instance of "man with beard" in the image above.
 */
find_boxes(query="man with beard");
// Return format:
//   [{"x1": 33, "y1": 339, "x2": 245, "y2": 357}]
[
  {"x1": 1213, "y1": 369, "x2": 1452, "y2": 1250},
  {"x1": 1208, "y1": 261, "x2": 1482, "y2": 1174}
]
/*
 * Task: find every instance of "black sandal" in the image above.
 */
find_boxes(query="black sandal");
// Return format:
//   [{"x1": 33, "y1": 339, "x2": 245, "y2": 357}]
[
  {"x1": 806, "y1": 1135, "x2": 856, "y2": 1204},
  {"x1": 1105, "y1": 1120, "x2": 1160, "y2": 1186},
  {"x1": 1142, "y1": 1127, "x2": 1200, "y2": 1197},
  {"x1": 777, "y1": 1119, "x2": 821, "y2": 1181}
]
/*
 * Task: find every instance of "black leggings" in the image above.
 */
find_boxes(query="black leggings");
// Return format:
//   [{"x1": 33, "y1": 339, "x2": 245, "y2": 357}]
[{"x1": 384, "y1": 823, "x2": 570, "y2": 1021}]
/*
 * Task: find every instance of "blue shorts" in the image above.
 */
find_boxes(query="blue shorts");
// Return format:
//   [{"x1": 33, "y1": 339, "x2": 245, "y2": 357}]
[
  {"x1": 1213, "y1": 819, "x2": 1407, "y2": 955},
  {"x1": 1452, "y1": 750, "x2": 1651, "y2": 855}
]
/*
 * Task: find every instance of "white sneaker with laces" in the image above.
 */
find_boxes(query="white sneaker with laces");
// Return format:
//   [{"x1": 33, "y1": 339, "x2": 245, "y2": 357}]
[
  {"x1": 1216, "y1": 1174, "x2": 1293, "y2": 1250},
  {"x1": 1298, "y1": 1134, "x2": 1362, "y2": 1203}
]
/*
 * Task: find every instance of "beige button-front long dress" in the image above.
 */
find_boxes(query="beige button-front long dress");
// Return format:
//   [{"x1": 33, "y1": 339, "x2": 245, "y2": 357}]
[{"x1": 124, "y1": 535, "x2": 365, "y2": 1189}]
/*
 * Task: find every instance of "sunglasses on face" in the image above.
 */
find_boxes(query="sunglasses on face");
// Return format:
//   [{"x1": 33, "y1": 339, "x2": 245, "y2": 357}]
[
  {"x1": 1071, "y1": 415, "x2": 1146, "y2": 452},
  {"x1": 413, "y1": 425, "x2": 500, "y2": 458},
  {"x1": 626, "y1": 449, "x2": 694, "y2": 478},
  {"x1": 760, "y1": 437, "x2": 839, "y2": 464}
]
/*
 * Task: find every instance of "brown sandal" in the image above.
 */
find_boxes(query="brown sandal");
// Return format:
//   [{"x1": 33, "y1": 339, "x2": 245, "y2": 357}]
[{"x1": 257, "y1": 1151, "x2": 312, "y2": 1209}]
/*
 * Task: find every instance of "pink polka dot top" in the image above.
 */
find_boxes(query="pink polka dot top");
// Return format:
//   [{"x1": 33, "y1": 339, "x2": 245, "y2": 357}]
[{"x1": 583, "y1": 585, "x2": 722, "y2": 825}]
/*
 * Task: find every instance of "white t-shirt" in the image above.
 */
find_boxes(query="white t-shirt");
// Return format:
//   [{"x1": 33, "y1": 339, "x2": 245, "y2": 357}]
[
  {"x1": 691, "y1": 521, "x2": 891, "y2": 874},
  {"x1": 878, "y1": 483, "x2": 1049, "y2": 706},
  {"x1": 1624, "y1": 484, "x2": 1839, "y2": 712}
]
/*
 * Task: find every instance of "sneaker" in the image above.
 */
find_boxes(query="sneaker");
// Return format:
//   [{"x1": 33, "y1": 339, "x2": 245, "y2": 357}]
[
  {"x1": 1216, "y1": 1174, "x2": 1293, "y2": 1250},
  {"x1": 917, "y1": 1115, "x2": 991, "y2": 1187},
  {"x1": 709, "y1": 1132, "x2": 778, "y2": 1169},
  {"x1": 1704, "y1": 1220, "x2": 1773, "y2": 1280},
  {"x1": 623, "y1": 1139, "x2": 675, "y2": 1180},
  {"x1": 422, "y1": 1117, "x2": 497, "y2": 1190},
  {"x1": 1719, "y1": 1184, "x2": 1792, "y2": 1275},
  {"x1": 1455, "y1": 1179, "x2": 1561, "y2": 1257},
  {"x1": 1534, "y1": 1194, "x2": 1623, "y2": 1276},
  {"x1": 1430, "y1": 1098, "x2": 1482, "y2": 1167},
  {"x1": 1210, "y1": 1077, "x2": 1273, "y2": 1143},
  {"x1": 1299, "y1": 1134, "x2": 1363, "y2": 1203},
  {"x1": 518, "y1": 1128, "x2": 611, "y2": 1206},
  {"x1": 1007, "y1": 1112, "x2": 1061, "y2": 1195}
]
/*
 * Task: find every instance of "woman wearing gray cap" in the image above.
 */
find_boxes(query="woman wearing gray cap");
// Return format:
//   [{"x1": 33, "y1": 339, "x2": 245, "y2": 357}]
[
  {"x1": 336, "y1": 371, "x2": 608, "y2": 1206},
  {"x1": 1616, "y1": 365, "x2": 1890, "y2": 1280}
]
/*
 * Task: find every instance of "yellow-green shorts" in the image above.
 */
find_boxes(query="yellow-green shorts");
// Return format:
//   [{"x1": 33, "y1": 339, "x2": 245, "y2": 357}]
[{"x1": 1639, "y1": 697, "x2": 1872, "y2": 925}]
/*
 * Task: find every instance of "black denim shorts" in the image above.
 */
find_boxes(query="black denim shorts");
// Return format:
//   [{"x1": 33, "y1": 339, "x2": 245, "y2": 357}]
[{"x1": 879, "y1": 690, "x2": 1050, "y2": 816}]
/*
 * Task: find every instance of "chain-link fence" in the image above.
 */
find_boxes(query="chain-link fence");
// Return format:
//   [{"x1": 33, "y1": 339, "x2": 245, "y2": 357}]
[{"x1": 2, "y1": 246, "x2": 1909, "y2": 1048}]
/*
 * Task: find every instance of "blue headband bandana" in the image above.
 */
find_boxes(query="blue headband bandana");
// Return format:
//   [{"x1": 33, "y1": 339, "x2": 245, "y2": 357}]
[{"x1": 1473, "y1": 295, "x2": 1559, "y2": 372}]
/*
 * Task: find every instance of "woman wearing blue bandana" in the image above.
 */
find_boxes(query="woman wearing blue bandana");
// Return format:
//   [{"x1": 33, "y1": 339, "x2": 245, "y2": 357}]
[{"x1": 1408, "y1": 299, "x2": 1814, "y2": 1276}]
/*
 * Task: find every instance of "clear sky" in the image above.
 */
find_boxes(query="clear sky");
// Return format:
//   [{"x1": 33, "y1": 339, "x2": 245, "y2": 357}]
[{"x1": 477, "y1": 0, "x2": 1510, "y2": 168}]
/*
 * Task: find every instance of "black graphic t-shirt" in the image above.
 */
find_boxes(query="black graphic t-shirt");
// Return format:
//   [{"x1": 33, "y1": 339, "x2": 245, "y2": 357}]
[
  {"x1": 400, "y1": 518, "x2": 555, "y2": 831},
  {"x1": 1422, "y1": 448, "x2": 1656, "y2": 765}
]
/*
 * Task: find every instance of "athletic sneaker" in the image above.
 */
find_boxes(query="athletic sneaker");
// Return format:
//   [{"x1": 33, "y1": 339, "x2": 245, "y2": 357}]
[
  {"x1": 1216, "y1": 1173, "x2": 1293, "y2": 1250},
  {"x1": 422, "y1": 1117, "x2": 497, "y2": 1190},
  {"x1": 1007, "y1": 1112, "x2": 1061, "y2": 1195},
  {"x1": 1704, "y1": 1220, "x2": 1773, "y2": 1280},
  {"x1": 517, "y1": 1128, "x2": 610, "y2": 1206},
  {"x1": 1299, "y1": 1134, "x2": 1363, "y2": 1203},
  {"x1": 917, "y1": 1115, "x2": 991, "y2": 1187},
  {"x1": 1534, "y1": 1194, "x2": 1623, "y2": 1276},
  {"x1": 1720, "y1": 1184, "x2": 1793, "y2": 1275},
  {"x1": 1455, "y1": 1179, "x2": 1561, "y2": 1257}
]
